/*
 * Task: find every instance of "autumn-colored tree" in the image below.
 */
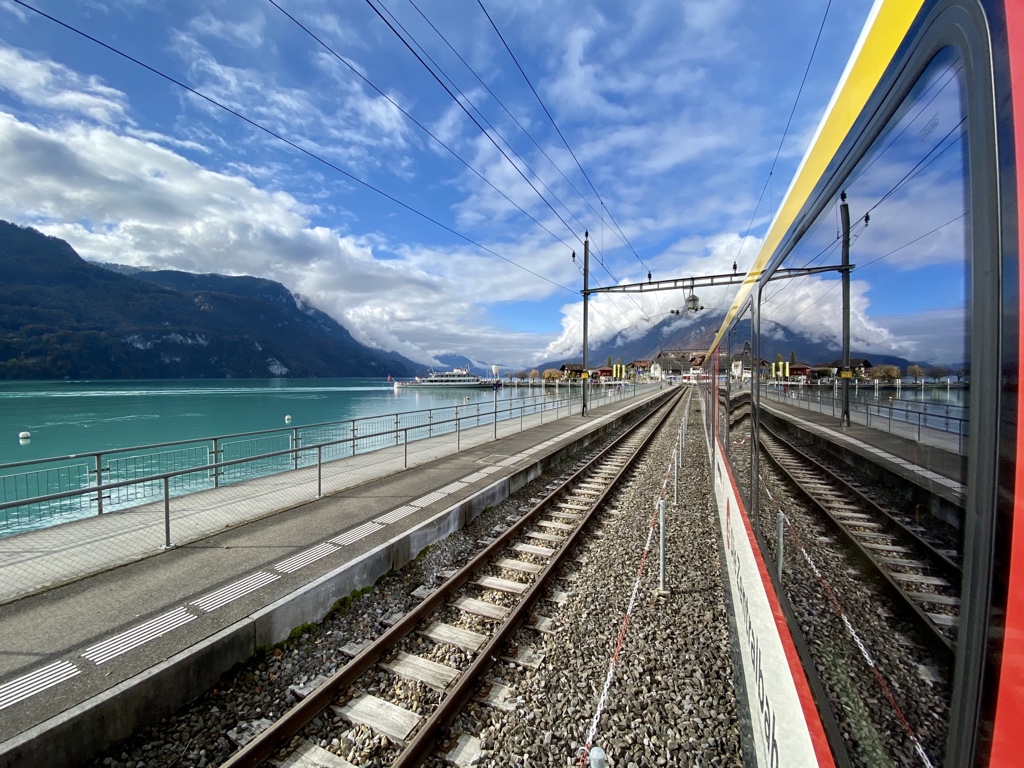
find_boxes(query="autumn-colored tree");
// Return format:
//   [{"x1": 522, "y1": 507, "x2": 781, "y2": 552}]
[
  {"x1": 542, "y1": 368, "x2": 561, "y2": 380},
  {"x1": 868, "y1": 364, "x2": 901, "y2": 382},
  {"x1": 907, "y1": 364, "x2": 926, "y2": 383},
  {"x1": 529, "y1": 369, "x2": 540, "y2": 381}
]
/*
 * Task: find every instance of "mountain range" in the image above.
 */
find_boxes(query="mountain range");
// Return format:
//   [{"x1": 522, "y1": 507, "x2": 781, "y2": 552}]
[
  {"x1": 535, "y1": 313, "x2": 912, "y2": 373},
  {"x1": 1, "y1": 220, "x2": 917, "y2": 380},
  {"x1": 0, "y1": 220, "x2": 422, "y2": 380}
]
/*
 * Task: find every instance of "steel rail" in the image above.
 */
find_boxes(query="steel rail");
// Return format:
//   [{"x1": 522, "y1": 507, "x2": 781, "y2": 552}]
[
  {"x1": 393, "y1": 390, "x2": 683, "y2": 766},
  {"x1": 762, "y1": 423, "x2": 961, "y2": 580},
  {"x1": 219, "y1": 390, "x2": 682, "y2": 768},
  {"x1": 759, "y1": 424, "x2": 956, "y2": 659}
]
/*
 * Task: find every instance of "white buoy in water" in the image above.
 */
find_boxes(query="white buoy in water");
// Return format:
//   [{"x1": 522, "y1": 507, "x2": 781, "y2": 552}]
[
  {"x1": 19, "y1": 431, "x2": 30, "y2": 442},
  {"x1": 284, "y1": 415, "x2": 292, "y2": 424}
]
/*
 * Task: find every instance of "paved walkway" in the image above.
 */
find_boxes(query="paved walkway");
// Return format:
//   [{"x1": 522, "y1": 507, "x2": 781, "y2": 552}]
[
  {"x1": 0, "y1": 386, "x2": 646, "y2": 605},
  {"x1": 0, "y1": 387, "x2": 672, "y2": 763},
  {"x1": 759, "y1": 396, "x2": 965, "y2": 504},
  {"x1": 758, "y1": 385, "x2": 966, "y2": 455}
]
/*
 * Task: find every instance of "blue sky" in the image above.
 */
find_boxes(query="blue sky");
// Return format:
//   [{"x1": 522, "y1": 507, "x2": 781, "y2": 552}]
[{"x1": 2, "y1": 0, "x2": 963, "y2": 369}]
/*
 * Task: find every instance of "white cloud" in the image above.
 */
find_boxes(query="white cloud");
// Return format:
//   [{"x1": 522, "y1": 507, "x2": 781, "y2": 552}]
[
  {"x1": 189, "y1": 12, "x2": 266, "y2": 48},
  {"x1": 0, "y1": 45, "x2": 127, "y2": 123}
]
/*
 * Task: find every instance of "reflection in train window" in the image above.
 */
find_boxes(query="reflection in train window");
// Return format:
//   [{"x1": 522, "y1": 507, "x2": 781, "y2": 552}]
[
  {"x1": 753, "y1": 47, "x2": 967, "y2": 766},
  {"x1": 726, "y1": 304, "x2": 754, "y2": 512}
]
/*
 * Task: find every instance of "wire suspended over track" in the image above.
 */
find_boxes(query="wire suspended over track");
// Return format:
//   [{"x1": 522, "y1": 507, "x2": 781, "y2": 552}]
[{"x1": 12, "y1": 0, "x2": 577, "y2": 296}]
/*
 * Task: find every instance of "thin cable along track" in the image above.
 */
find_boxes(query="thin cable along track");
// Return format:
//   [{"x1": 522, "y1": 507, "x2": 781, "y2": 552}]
[
  {"x1": 759, "y1": 423, "x2": 961, "y2": 659},
  {"x1": 221, "y1": 391, "x2": 682, "y2": 768}
]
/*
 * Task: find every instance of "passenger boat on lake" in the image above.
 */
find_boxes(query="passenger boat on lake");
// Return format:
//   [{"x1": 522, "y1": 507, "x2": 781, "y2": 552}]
[{"x1": 393, "y1": 367, "x2": 497, "y2": 389}]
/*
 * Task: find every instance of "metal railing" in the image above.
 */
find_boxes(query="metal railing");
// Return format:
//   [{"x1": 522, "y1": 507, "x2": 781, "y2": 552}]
[
  {"x1": 0, "y1": 381, "x2": 659, "y2": 537},
  {"x1": 757, "y1": 383, "x2": 968, "y2": 454}
]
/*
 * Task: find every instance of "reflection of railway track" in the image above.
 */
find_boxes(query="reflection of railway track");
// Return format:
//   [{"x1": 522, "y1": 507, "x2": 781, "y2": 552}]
[
  {"x1": 221, "y1": 392, "x2": 681, "y2": 768},
  {"x1": 759, "y1": 424, "x2": 961, "y2": 657}
]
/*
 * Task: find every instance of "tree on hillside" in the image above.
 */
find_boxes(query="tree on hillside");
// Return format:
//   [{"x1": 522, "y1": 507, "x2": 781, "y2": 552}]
[
  {"x1": 790, "y1": 351, "x2": 797, "y2": 365},
  {"x1": 907, "y1": 364, "x2": 926, "y2": 383}
]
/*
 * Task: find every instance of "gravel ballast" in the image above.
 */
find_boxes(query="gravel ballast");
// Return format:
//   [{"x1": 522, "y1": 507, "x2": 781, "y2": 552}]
[{"x1": 88, "y1": 392, "x2": 744, "y2": 768}]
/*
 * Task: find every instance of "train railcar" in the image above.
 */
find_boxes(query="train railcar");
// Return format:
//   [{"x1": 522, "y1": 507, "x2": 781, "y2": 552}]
[{"x1": 699, "y1": 0, "x2": 1024, "y2": 765}]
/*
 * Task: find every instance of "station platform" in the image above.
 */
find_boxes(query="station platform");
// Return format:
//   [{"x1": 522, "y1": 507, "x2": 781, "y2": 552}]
[
  {"x1": 757, "y1": 395, "x2": 965, "y2": 507},
  {"x1": 0, "y1": 387, "x2": 673, "y2": 768}
]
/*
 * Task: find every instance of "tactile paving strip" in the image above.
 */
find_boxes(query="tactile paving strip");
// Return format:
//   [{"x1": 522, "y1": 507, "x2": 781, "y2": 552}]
[
  {"x1": 191, "y1": 571, "x2": 281, "y2": 612},
  {"x1": 411, "y1": 490, "x2": 447, "y2": 507},
  {"x1": 81, "y1": 607, "x2": 196, "y2": 665},
  {"x1": 274, "y1": 542, "x2": 339, "y2": 574},
  {"x1": 434, "y1": 481, "x2": 468, "y2": 495},
  {"x1": 329, "y1": 521, "x2": 384, "y2": 547},
  {"x1": 0, "y1": 661, "x2": 81, "y2": 711},
  {"x1": 374, "y1": 505, "x2": 418, "y2": 525}
]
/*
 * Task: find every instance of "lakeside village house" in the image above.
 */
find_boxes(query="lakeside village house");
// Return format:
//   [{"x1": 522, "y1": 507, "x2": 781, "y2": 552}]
[
  {"x1": 552, "y1": 351, "x2": 887, "y2": 386},
  {"x1": 556, "y1": 351, "x2": 703, "y2": 383},
  {"x1": 726, "y1": 351, "x2": 875, "y2": 383}
]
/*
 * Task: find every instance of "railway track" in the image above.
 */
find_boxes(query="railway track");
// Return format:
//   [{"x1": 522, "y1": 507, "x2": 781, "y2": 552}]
[
  {"x1": 758, "y1": 423, "x2": 961, "y2": 657},
  {"x1": 220, "y1": 391, "x2": 683, "y2": 768}
]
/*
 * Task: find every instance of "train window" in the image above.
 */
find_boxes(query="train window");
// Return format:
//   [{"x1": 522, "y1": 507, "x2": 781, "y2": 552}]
[
  {"x1": 725, "y1": 304, "x2": 755, "y2": 512},
  {"x1": 755, "y1": 47, "x2": 967, "y2": 766}
]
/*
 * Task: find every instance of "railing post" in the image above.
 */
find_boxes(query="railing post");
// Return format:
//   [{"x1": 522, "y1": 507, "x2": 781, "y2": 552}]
[
  {"x1": 291, "y1": 428, "x2": 300, "y2": 470},
  {"x1": 95, "y1": 454, "x2": 104, "y2": 515},
  {"x1": 317, "y1": 445, "x2": 323, "y2": 498},
  {"x1": 163, "y1": 476, "x2": 173, "y2": 549},
  {"x1": 212, "y1": 438, "x2": 221, "y2": 488},
  {"x1": 404, "y1": 428, "x2": 408, "y2": 468},
  {"x1": 395, "y1": 414, "x2": 400, "y2": 446},
  {"x1": 457, "y1": 418, "x2": 461, "y2": 451}
]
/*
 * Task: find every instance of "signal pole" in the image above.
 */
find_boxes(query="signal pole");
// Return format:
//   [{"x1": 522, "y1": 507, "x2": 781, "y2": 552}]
[
  {"x1": 840, "y1": 192, "x2": 852, "y2": 429},
  {"x1": 582, "y1": 231, "x2": 590, "y2": 417}
]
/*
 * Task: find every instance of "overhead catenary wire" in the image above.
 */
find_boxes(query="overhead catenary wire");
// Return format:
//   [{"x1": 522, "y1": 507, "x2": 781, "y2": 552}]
[
  {"x1": 364, "y1": 0, "x2": 584, "y2": 247},
  {"x1": 12, "y1": 0, "x2": 576, "y2": 295},
  {"x1": 474, "y1": 0, "x2": 651, "y2": 275},
  {"x1": 366, "y1": 0, "x2": 588, "y2": 245},
  {"x1": 407, "y1": 0, "x2": 594, "y2": 237},
  {"x1": 841, "y1": 60, "x2": 964, "y2": 193},
  {"x1": 571, "y1": 258, "x2": 650, "y2": 330},
  {"x1": 763, "y1": 118, "x2": 966, "y2": 317},
  {"x1": 719, "y1": 0, "x2": 834, "y2": 314},
  {"x1": 758, "y1": 64, "x2": 965, "y2": 316},
  {"x1": 408, "y1": 0, "x2": 600, "y2": 226},
  {"x1": 267, "y1": 0, "x2": 576, "y2": 253}
]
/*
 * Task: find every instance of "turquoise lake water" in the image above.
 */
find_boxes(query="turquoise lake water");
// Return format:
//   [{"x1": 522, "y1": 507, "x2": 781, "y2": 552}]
[{"x1": 0, "y1": 378, "x2": 567, "y2": 467}]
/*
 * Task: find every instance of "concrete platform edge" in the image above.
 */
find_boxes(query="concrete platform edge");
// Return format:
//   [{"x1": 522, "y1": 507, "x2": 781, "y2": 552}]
[{"x1": 0, "y1": 394, "x2": 655, "y2": 768}]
